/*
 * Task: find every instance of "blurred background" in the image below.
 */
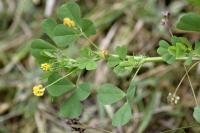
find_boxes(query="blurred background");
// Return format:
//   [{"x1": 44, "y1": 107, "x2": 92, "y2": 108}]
[{"x1": 0, "y1": 0, "x2": 200, "y2": 133}]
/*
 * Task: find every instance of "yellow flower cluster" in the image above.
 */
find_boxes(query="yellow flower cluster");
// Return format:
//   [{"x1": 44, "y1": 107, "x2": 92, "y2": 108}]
[
  {"x1": 41, "y1": 63, "x2": 51, "y2": 71},
  {"x1": 33, "y1": 84, "x2": 45, "y2": 96},
  {"x1": 63, "y1": 17, "x2": 75, "y2": 27}
]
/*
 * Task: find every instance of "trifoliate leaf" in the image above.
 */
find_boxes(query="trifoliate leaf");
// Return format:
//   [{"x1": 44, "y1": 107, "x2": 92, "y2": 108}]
[
  {"x1": 97, "y1": 84, "x2": 125, "y2": 105},
  {"x1": 59, "y1": 95, "x2": 82, "y2": 118},
  {"x1": 74, "y1": 82, "x2": 92, "y2": 101},
  {"x1": 112, "y1": 102, "x2": 132, "y2": 126}
]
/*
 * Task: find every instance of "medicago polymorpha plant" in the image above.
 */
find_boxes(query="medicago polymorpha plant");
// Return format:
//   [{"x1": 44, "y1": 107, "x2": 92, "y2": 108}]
[{"x1": 31, "y1": 2, "x2": 200, "y2": 127}]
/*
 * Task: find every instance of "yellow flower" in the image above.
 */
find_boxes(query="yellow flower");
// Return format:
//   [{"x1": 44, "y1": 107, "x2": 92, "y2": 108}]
[
  {"x1": 41, "y1": 63, "x2": 51, "y2": 71},
  {"x1": 63, "y1": 17, "x2": 75, "y2": 27},
  {"x1": 33, "y1": 84, "x2": 45, "y2": 96},
  {"x1": 100, "y1": 50, "x2": 109, "y2": 59}
]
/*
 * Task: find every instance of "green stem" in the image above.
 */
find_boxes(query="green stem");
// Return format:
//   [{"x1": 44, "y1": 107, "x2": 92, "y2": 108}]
[
  {"x1": 77, "y1": 26, "x2": 200, "y2": 63},
  {"x1": 110, "y1": 55, "x2": 200, "y2": 63},
  {"x1": 138, "y1": 56, "x2": 200, "y2": 63},
  {"x1": 45, "y1": 68, "x2": 78, "y2": 88},
  {"x1": 78, "y1": 26, "x2": 100, "y2": 50},
  {"x1": 142, "y1": 57, "x2": 163, "y2": 62},
  {"x1": 82, "y1": 32, "x2": 99, "y2": 50},
  {"x1": 131, "y1": 63, "x2": 143, "y2": 81}
]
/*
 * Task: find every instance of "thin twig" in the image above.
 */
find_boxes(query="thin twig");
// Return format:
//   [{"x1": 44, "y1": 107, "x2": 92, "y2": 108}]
[
  {"x1": 174, "y1": 61, "x2": 200, "y2": 95},
  {"x1": 131, "y1": 63, "x2": 143, "y2": 81},
  {"x1": 184, "y1": 65, "x2": 198, "y2": 106}
]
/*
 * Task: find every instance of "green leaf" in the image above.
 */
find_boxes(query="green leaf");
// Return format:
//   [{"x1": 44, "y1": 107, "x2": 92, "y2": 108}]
[
  {"x1": 112, "y1": 102, "x2": 132, "y2": 126},
  {"x1": 42, "y1": 18, "x2": 57, "y2": 38},
  {"x1": 86, "y1": 60, "x2": 97, "y2": 70},
  {"x1": 76, "y1": 58, "x2": 87, "y2": 69},
  {"x1": 168, "y1": 43, "x2": 187, "y2": 58},
  {"x1": 97, "y1": 83, "x2": 125, "y2": 105},
  {"x1": 171, "y1": 36, "x2": 192, "y2": 49},
  {"x1": 80, "y1": 19, "x2": 96, "y2": 36},
  {"x1": 162, "y1": 54, "x2": 176, "y2": 64},
  {"x1": 41, "y1": 50, "x2": 56, "y2": 58},
  {"x1": 171, "y1": 36, "x2": 179, "y2": 45},
  {"x1": 176, "y1": 43, "x2": 187, "y2": 58},
  {"x1": 113, "y1": 64, "x2": 133, "y2": 77},
  {"x1": 40, "y1": 71, "x2": 54, "y2": 80},
  {"x1": 116, "y1": 46, "x2": 127, "y2": 60},
  {"x1": 107, "y1": 56, "x2": 121, "y2": 67},
  {"x1": 57, "y1": 2, "x2": 81, "y2": 26},
  {"x1": 157, "y1": 40, "x2": 170, "y2": 55},
  {"x1": 74, "y1": 82, "x2": 92, "y2": 101},
  {"x1": 195, "y1": 41, "x2": 200, "y2": 50},
  {"x1": 47, "y1": 73, "x2": 75, "y2": 97},
  {"x1": 176, "y1": 13, "x2": 200, "y2": 32},
  {"x1": 53, "y1": 24, "x2": 80, "y2": 48},
  {"x1": 77, "y1": 58, "x2": 97, "y2": 70},
  {"x1": 194, "y1": 41, "x2": 200, "y2": 55},
  {"x1": 193, "y1": 106, "x2": 200, "y2": 123},
  {"x1": 31, "y1": 39, "x2": 56, "y2": 63},
  {"x1": 187, "y1": 0, "x2": 200, "y2": 8},
  {"x1": 126, "y1": 80, "x2": 136, "y2": 103},
  {"x1": 127, "y1": 57, "x2": 141, "y2": 68},
  {"x1": 80, "y1": 47, "x2": 94, "y2": 58},
  {"x1": 53, "y1": 24, "x2": 79, "y2": 36},
  {"x1": 168, "y1": 46, "x2": 176, "y2": 56},
  {"x1": 185, "y1": 54, "x2": 192, "y2": 65},
  {"x1": 59, "y1": 95, "x2": 82, "y2": 118},
  {"x1": 157, "y1": 40, "x2": 176, "y2": 64}
]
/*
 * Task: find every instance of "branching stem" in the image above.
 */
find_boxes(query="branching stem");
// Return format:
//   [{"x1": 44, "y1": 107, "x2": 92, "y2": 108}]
[
  {"x1": 174, "y1": 61, "x2": 200, "y2": 95},
  {"x1": 184, "y1": 65, "x2": 198, "y2": 106},
  {"x1": 81, "y1": 28, "x2": 200, "y2": 64}
]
